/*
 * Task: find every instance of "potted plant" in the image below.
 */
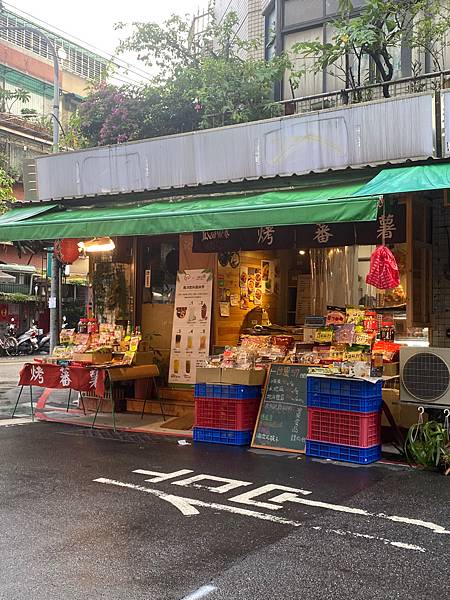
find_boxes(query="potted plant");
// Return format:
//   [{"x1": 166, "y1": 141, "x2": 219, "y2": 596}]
[{"x1": 405, "y1": 419, "x2": 450, "y2": 475}]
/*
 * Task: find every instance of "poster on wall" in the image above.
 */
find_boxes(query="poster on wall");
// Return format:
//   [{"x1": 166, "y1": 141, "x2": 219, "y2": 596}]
[{"x1": 169, "y1": 269, "x2": 213, "y2": 385}]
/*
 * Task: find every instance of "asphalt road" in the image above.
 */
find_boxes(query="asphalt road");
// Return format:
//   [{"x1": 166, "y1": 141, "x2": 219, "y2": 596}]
[
  {"x1": 0, "y1": 358, "x2": 29, "y2": 418},
  {"x1": 0, "y1": 420, "x2": 448, "y2": 600}
]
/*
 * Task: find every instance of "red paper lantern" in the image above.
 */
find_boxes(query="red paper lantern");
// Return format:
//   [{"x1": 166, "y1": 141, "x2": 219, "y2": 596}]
[{"x1": 54, "y1": 239, "x2": 80, "y2": 265}]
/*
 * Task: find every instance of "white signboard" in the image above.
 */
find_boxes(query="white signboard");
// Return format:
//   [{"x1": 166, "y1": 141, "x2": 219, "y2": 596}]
[{"x1": 168, "y1": 269, "x2": 213, "y2": 385}]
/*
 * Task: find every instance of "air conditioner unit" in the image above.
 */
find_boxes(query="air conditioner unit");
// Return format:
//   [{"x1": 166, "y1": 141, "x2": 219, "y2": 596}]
[{"x1": 400, "y1": 347, "x2": 450, "y2": 407}]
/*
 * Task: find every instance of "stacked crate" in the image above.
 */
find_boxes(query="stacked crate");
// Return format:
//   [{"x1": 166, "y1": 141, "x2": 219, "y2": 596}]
[
  {"x1": 306, "y1": 377, "x2": 382, "y2": 464},
  {"x1": 193, "y1": 383, "x2": 262, "y2": 445}
]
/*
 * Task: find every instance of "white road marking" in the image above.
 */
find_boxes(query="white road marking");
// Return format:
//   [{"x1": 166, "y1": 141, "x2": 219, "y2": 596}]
[
  {"x1": 133, "y1": 468, "x2": 193, "y2": 483},
  {"x1": 228, "y1": 484, "x2": 312, "y2": 510},
  {"x1": 94, "y1": 478, "x2": 302, "y2": 525},
  {"x1": 94, "y1": 477, "x2": 427, "y2": 553},
  {"x1": 172, "y1": 474, "x2": 252, "y2": 494},
  {"x1": 236, "y1": 491, "x2": 450, "y2": 535},
  {"x1": 181, "y1": 584, "x2": 217, "y2": 600},
  {"x1": 314, "y1": 527, "x2": 426, "y2": 553},
  {"x1": 95, "y1": 478, "x2": 200, "y2": 516}
]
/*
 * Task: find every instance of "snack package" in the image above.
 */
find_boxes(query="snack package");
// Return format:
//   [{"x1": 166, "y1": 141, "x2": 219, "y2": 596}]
[
  {"x1": 315, "y1": 328, "x2": 334, "y2": 344},
  {"x1": 372, "y1": 340, "x2": 401, "y2": 362},
  {"x1": 346, "y1": 306, "x2": 365, "y2": 325},
  {"x1": 326, "y1": 306, "x2": 346, "y2": 326},
  {"x1": 334, "y1": 323, "x2": 355, "y2": 345}
]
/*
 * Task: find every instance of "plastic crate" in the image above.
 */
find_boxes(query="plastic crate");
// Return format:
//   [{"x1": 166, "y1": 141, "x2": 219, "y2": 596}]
[
  {"x1": 307, "y1": 377, "x2": 382, "y2": 413},
  {"x1": 195, "y1": 397, "x2": 260, "y2": 430},
  {"x1": 307, "y1": 408, "x2": 381, "y2": 447},
  {"x1": 194, "y1": 383, "x2": 261, "y2": 400},
  {"x1": 306, "y1": 440, "x2": 381, "y2": 464},
  {"x1": 193, "y1": 427, "x2": 253, "y2": 446}
]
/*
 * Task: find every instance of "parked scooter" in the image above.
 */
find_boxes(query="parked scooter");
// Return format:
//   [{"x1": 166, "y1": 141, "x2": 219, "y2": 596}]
[
  {"x1": 16, "y1": 321, "x2": 39, "y2": 355},
  {"x1": 36, "y1": 331, "x2": 50, "y2": 354}
]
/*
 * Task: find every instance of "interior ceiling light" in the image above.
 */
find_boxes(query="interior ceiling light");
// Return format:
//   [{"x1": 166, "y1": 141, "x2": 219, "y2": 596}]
[{"x1": 78, "y1": 237, "x2": 115, "y2": 253}]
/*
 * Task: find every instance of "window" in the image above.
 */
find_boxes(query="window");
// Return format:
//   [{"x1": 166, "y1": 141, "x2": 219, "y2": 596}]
[
  {"x1": 265, "y1": 3, "x2": 277, "y2": 60},
  {"x1": 141, "y1": 240, "x2": 179, "y2": 305},
  {"x1": 284, "y1": 0, "x2": 324, "y2": 27}
]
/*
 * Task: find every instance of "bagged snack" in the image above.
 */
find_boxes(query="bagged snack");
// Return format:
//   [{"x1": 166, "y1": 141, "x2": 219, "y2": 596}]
[
  {"x1": 334, "y1": 323, "x2": 355, "y2": 345},
  {"x1": 346, "y1": 306, "x2": 365, "y2": 325},
  {"x1": 326, "y1": 306, "x2": 346, "y2": 326}
]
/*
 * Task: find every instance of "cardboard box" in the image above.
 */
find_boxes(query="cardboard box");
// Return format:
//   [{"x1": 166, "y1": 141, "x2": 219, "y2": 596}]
[
  {"x1": 383, "y1": 362, "x2": 399, "y2": 377},
  {"x1": 221, "y1": 367, "x2": 266, "y2": 386},
  {"x1": 196, "y1": 367, "x2": 222, "y2": 384},
  {"x1": 72, "y1": 351, "x2": 112, "y2": 365},
  {"x1": 134, "y1": 352, "x2": 155, "y2": 366}
]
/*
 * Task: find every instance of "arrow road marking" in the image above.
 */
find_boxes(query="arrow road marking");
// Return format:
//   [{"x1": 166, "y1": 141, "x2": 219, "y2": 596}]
[{"x1": 94, "y1": 478, "x2": 427, "y2": 553}]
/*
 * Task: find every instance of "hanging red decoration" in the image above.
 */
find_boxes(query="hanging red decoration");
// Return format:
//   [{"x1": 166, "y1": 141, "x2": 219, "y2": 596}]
[
  {"x1": 366, "y1": 246, "x2": 400, "y2": 290},
  {"x1": 54, "y1": 239, "x2": 80, "y2": 265}
]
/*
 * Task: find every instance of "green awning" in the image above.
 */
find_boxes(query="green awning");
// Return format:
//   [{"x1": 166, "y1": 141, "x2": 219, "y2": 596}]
[
  {"x1": 0, "y1": 204, "x2": 56, "y2": 224},
  {"x1": 353, "y1": 163, "x2": 450, "y2": 197},
  {"x1": 0, "y1": 183, "x2": 377, "y2": 242}
]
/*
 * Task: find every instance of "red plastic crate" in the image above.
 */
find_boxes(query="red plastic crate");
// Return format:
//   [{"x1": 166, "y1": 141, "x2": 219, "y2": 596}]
[
  {"x1": 307, "y1": 408, "x2": 381, "y2": 448},
  {"x1": 195, "y1": 397, "x2": 260, "y2": 431}
]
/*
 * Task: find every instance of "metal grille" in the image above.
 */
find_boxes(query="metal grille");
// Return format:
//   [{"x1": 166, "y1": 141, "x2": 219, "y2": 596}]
[
  {"x1": 57, "y1": 428, "x2": 164, "y2": 445},
  {"x1": 0, "y1": 10, "x2": 107, "y2": 81},
  {"x1": 402, "y1": 353, "x2": 450, "y2": 402}
]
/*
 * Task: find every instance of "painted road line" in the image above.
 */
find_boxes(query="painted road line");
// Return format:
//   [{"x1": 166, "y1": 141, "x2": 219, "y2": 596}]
[
  {"x1": 94, "y1": 478, "x2": 302, "y2": 525},
  {"x1": 312, "y1": 527, "x2": 426, "y2": 553},
  {"x1": 94, "y1": 478, "x2": 427, "y2": 553},
  {"x1": 181, "y1": 585, "x2": 217, "y2": 600},
  {"x1": 230, "y1": 491, "x2": 450, "y2": 535}
]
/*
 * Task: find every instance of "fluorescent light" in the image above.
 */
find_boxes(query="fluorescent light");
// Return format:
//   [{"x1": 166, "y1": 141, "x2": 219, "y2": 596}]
[{"x1": 78, "y1": 237, "x2": 115, "y2": 253}]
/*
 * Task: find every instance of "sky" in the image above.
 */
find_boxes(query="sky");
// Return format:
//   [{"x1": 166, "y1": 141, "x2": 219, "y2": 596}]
[{"x1": 3, "y1": 0, "x2": 209, "y2": 83}]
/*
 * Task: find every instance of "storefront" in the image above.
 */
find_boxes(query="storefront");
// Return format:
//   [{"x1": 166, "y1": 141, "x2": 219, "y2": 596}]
[{"x1": 0, "y1": 164, "x2": 444, "y2": 442}]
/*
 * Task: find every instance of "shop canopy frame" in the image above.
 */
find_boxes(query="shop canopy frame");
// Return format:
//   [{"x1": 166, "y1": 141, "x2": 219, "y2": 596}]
[{"x1": 0, "y1": 182, "x2": 378, "y2": 242}]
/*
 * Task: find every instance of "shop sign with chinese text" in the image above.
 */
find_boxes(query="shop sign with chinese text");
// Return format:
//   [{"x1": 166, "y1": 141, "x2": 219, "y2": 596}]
[{"x1": 168, "y1": 269, "x2": 213, "y2": 385}]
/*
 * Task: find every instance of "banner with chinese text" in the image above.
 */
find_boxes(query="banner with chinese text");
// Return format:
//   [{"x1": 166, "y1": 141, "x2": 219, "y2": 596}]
[
  {"x1": 168, "y1": 269, "x2": 213, "y2": 385},
  {"x1": 19, "y1": 363, "x2": 106, "y2": 396}
]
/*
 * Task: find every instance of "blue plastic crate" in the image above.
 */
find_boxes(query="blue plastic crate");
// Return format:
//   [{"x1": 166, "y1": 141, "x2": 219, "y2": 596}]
[
  {"x1": 307, "y1": 377, "x2": 382, "y2": 413},
  {"x1": 193, "y1": 427, "x2": 253, "y2": 446},
  {"x1": 194, "y1": 383, "x2": 261, "y2": 400},
  {"x1": 306, "y1": 440, "x2": 381, "y2": 464}
]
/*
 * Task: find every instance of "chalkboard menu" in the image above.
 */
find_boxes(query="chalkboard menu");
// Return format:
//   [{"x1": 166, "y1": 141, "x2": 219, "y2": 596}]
[{"x1": 251, "y1": 364, "x2": 308, "y2": 453}]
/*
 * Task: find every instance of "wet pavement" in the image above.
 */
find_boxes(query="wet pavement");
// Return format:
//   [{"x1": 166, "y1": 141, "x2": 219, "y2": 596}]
[{"x1": 0, "y1": 419, "x2": 448, "y2": 600}]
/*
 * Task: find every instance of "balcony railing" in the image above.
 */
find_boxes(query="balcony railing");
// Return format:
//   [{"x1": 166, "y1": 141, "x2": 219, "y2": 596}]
[
  {"x1": 0, "y1": 283, "x2": 31, "y2": 294},
  {"x1": 278, "y1": 69, "x2": 450, "y2": 116}
]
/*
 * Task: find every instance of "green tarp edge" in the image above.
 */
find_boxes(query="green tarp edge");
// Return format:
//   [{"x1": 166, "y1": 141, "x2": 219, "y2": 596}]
[
  {"x1": 0, "y1": 184, "x2": 378, "y2": 242},
  {"x1": 352, "y1": 163, "x2": 450, "y2": 197}
]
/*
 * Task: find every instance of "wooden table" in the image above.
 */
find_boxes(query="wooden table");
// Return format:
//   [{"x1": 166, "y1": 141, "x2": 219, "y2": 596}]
[{"x1": 91, "y1": 364, "x2": 161, "y2": 430}]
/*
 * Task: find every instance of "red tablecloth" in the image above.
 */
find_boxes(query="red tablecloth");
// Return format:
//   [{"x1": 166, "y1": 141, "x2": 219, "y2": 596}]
[{"x1": 19, "y1": 363, "x2": 106, "y2": 397}]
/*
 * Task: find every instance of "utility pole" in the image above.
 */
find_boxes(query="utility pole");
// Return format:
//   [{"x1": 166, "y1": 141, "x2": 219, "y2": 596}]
[{"x1": 0, "y1": 17, "x2": 61, "y2": 351}]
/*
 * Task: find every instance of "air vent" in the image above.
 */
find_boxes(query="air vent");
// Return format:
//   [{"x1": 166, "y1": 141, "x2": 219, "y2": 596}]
[{"x1": 401, "y1": 349, "x2": 450, "y2": 405}]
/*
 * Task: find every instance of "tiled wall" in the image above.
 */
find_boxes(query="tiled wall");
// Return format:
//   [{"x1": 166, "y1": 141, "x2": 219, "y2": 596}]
[
  {"x1": 431, "y1": 197, "x2": 450, "y2": 347},
  {"x1": 214, "y1": 0, "x2": 265, "y2": 58}
]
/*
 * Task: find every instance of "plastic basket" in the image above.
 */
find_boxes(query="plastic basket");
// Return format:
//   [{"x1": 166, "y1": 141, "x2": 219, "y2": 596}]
[
  {"x1": 307, "y1": 377, "x2": 382, "y2": 413},
  {"x1": 194, "y1": 383, "x2": 261, "y2": 400},
  {"x1": 195, "y1": 397, "x2": 260, "y2": 430},
  {"x1": 193, "y1": 427, "x2": 253, "y2": 446},
  {"x1": 307, "y1": 408, "x2": 381, "y2": 447},
  {"x1": 306, "y1": 440, "x2": 381, "y2": 464}
]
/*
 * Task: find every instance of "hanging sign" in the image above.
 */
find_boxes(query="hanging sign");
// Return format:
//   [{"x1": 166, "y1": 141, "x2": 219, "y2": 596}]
[
  {"x1": 168, "y1": 269, "x2": 213, "y2": 385},
  {"x1": 252, "y1": 364, "x2": 309, "y2": 453},
  {"x1": 192, "y1": 227, "x2": 296, "y2": 253}
]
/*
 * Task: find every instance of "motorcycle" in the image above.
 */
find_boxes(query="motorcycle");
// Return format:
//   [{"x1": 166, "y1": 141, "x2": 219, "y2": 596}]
[
  {"x1": 36, "y1": 331, "x2": 50, "y2": 354},
  {"x1": 16, "y1": 321, "x2": 39, "y2": 355}
]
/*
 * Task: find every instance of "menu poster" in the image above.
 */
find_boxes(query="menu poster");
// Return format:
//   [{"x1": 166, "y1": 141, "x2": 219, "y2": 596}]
[{"x1": 169, "y1": 269, "x2": 213, "y2": 385}]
